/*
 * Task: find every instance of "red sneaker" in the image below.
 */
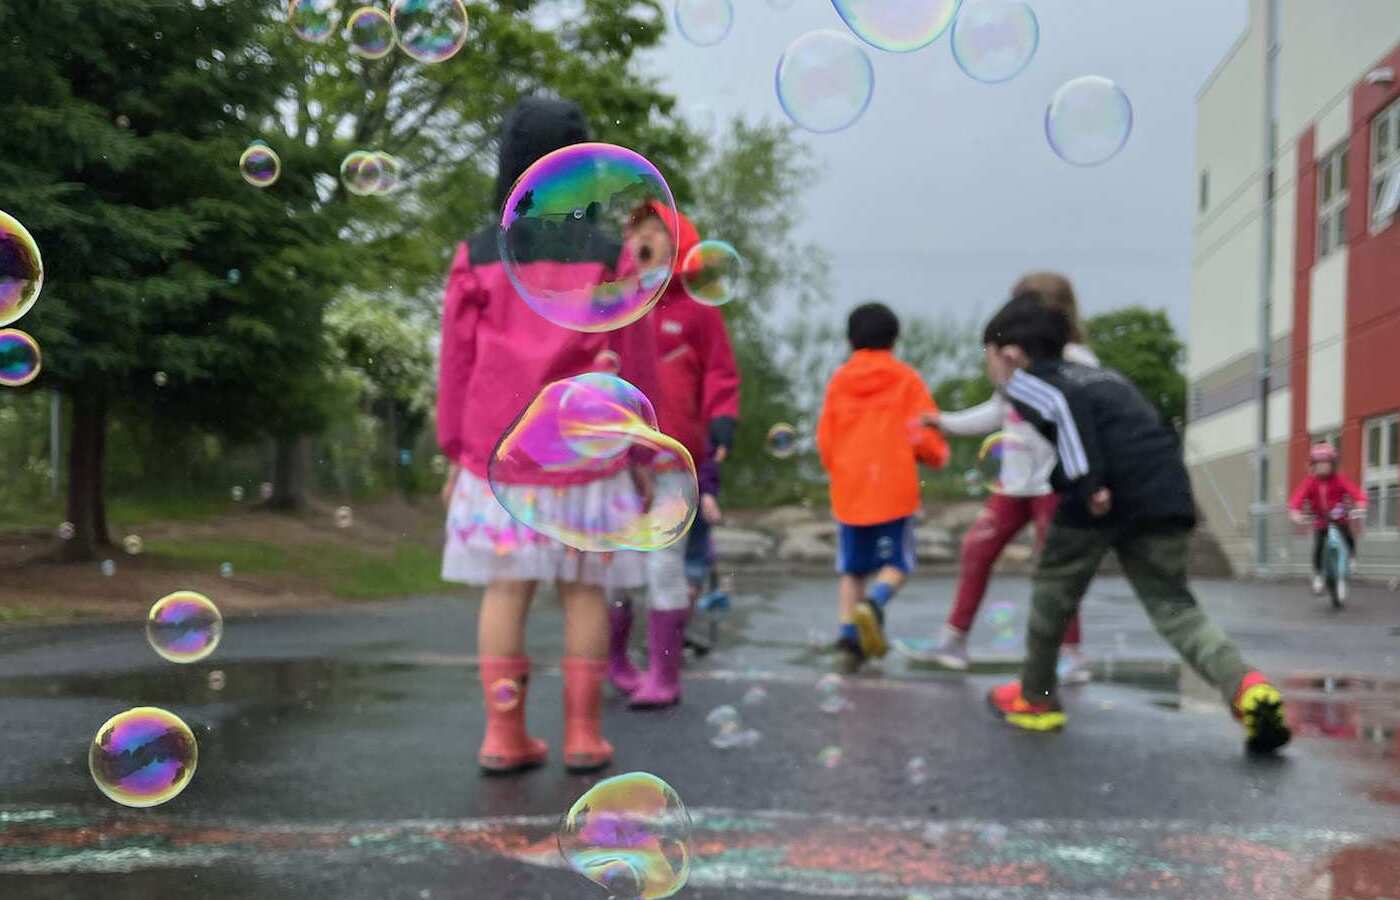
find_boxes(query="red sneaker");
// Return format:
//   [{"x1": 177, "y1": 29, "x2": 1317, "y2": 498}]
[
  {"x1": 1232, "y1": 671, "x2": 1291, "y2": 755},
  {"x1": 987, "y1": 681, "x2": 1066, "y2": 732}
]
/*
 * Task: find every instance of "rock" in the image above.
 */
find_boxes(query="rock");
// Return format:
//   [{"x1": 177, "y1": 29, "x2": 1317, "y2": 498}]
[
  {"x1": 929, "y1": 502, "x2": 984, "y2": 532},
  {"x1": 754, "y1": 505, "x2": 821, "y2": 532},
  {"x1": 711, "y1": 527, "x2": 775, "y2": 563}
]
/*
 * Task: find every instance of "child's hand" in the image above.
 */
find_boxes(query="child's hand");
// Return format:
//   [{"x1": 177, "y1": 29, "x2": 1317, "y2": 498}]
[
  {"x1": 1088, "y1": 488, "x2": 1112, "y2": 517},
  {"x1": 1288, "y1": 509, "x2": 1306, "y2": 526},
  {"x1": 700, "y1": 493, "x2": 722, "y2": 525}
]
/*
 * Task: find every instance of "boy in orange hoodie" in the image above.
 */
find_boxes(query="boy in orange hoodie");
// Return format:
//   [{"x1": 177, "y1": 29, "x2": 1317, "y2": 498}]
[{"x1": 817, "y1": 302, "x2": 950, "y2": 672}]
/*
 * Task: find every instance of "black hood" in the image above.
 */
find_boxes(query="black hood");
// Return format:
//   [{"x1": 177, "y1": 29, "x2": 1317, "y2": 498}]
[{"x1": 493, "y1": 97, "x2": 590, "y2": 208}]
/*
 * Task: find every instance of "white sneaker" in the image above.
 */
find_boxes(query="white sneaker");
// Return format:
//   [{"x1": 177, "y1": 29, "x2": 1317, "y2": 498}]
[
  {"x1": 1058, "y1": 651, "x2": 1093, "y2": 685},
  {"x1": 897, "y1": 627, "x2": 970, "y2": 670},
  {"x1": 1336, "y1": 579, "x2": 1348, "y2": 604},
  {"x1": 1311, "y1": 574, "x2": 1324, "y2": 596}
]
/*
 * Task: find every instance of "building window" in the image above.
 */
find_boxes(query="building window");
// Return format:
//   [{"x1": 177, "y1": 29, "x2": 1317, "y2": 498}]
[
  {"x1": 1198, "y1": 170, "x2": 1209, "y2": 213},
  {"x1": 1317, "y1": 141, "x2": 1349, "y2": 259},
  {"x1": 1363, "y1": 413, "x2": 1399, "y2": 533},
  {"x1": 1371, "y1": 98, "x2": 1400, "y2": 231}
]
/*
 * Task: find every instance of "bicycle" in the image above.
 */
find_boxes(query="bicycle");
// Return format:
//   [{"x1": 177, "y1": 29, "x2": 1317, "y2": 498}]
[{"x1": 1295, "y1": 506, "x2": 1364, "y2": 609}]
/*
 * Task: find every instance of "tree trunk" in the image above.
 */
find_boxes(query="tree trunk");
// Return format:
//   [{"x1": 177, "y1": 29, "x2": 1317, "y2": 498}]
[
  {"x1": 62, "y1": 391, "x2": 111, "y2": 561},
  {"x1": 269, "y1": 435, "x2": 311, "y2": 511}
]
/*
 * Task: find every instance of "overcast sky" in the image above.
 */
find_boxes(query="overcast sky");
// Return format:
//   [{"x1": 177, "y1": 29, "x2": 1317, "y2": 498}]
[{"x1": 644, "y1": 0, "x2": 1250, "y2": 333}]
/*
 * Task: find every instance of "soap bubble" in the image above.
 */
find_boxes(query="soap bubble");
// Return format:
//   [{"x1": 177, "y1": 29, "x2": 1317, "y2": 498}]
[
  {"x1": 0, "y1": 329, "x2": 41, "y2": 386},
  {"x1": 227, "y1": 268, "x2": 241, "y2": 285},
  {"x1": 153, "y1": 371, "x2": 169, "y2": 388},
  {"x1": 776, "y1": 30, "x2": 875, "y2": 134},
  {"x1": 259, "y1": 482, "x2": 274, "y2": 500},
  {"x1": 987, "y1": 600, "x2": 1018, "y2": 650},
  {"x1": 710, "y1": 723, "x2": 762, "y2": 750},
  {"x1": 680, "y1": 240, "x2": 744, "y2": 307},
  {"x1": 741, "y1": 685, "x2": 767, "y2": 706},
  {"x1": 230, "y1": 486, "x2": 244, "y2": 502},
  {"x1": 219, "y1": 562, "x2": 234, "y2": 579},
  {"x1": 0, "y1": 209, "x2": 44, "y2": 327},
  {"x1": 147, "y1": 591, "x2": 224, "y2": 664},
  {"x1": 334, "y1": 505, "x2": 354, "y2": 528},
  {"x1": 391, "y1": 0, "x2": 469, "y2": 64},
  {"x1": 122, "y1": 535, "x2": 144, "y2": 556},
  {"x1": 57, "y1": 522, "x2": 75, "y2": 541},
  {"x1": 906, "y1": 755, "x2": 929, "y2": 785},
  {"x1": 705, "y1": 704, "x2": 740, "y2": 730},
  {"x1": 559, "y1": 772, "x2": 692, "y2": 900},
  {"x1": 207, "y1": 670, "x2": 226, "y2": 691},
  {"x1": 287, "y1": 0, "x2": 342, "y2": 43},
  {"x1": 89, "y1": 707, "x2": 198, "y2": 807},
  {"x1": 817, "y1": 746, "x2": 844, "y2": 768},
  {"x1": 239, "y1": 142, "x2": 281, "y2": 188},
  {"x1": 499, "y1": 143, "x2": 678, "y2": 333},
  {"x1": 345, "y1": 5, "x2": 395, "y2": 59},
  {"x1": 100, "y1": 559, "x2": 116, "y2": 577},
  {"x1": 975, "y1": 431, "x2": 1025, "y2": 493},
  {"x1": 817, "y1": 672, "x2": 849, "y2": 714},
  {"x1": 831, "y1": 0, "x2": 960, "y2": 52},
  {"x1": 765, "y1": 422, "x2": 798, "y2": 459},
  {"x1": 675, "y1": 0, "x2": 733, "y2": 47},
  {"x1": 340, "y1": 150, "x2": 386, "y2": 196},
  {"x1": 951, "y1": 0, "x2": 1039, "y2": 83},
  {"x1": 1046, "y1": 76, "x2": 1134, "y2": 167},
  {"x1": 431, "y1": 454, "x2": 448, "y2": 475},
  {"x1": 489, "y1": 373, "x2": 697, "y2": 552}
]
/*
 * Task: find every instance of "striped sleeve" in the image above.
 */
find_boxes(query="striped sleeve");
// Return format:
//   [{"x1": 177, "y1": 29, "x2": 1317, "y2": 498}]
[{"x1": 1005, "y1": 370, "x2": 1091, "y2": 480}]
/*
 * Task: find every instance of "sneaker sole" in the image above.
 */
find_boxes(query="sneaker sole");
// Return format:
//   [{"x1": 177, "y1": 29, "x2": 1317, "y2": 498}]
[
  {"x1": 852, "y1": 603, "x2": 888, "y2": 659},
  {"x1": 893, "y1": 641, "x2": 970, "y2": 670},
  {"x1": 986, "y1": 693, "x2": 1067, "y2": 732},
  {"x1": 1240, "y1": 687, "x2": 1292, "y2": 755}
]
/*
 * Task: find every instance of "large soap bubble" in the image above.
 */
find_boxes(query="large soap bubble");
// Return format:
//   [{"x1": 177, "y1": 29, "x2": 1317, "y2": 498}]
[{"x1": 559, "y1": 772, "x2": 692, "y2": 899}]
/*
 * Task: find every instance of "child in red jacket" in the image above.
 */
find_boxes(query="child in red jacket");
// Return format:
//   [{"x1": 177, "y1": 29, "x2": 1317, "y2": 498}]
[
  {"x1": 1288, "y1": 442, "x2": 1366, "y2": 599},
  {"x1": 607, "y1": 201, "x2": 740, "y2": 708}
]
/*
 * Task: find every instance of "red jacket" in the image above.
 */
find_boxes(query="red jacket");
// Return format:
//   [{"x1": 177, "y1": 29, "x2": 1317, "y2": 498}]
[
  {"x1": 645, "y1": 204, "x2": 741, "y2": 470},
  {"x1": 1288, "y1": 473, "x2": 1367, "y2": 531}
]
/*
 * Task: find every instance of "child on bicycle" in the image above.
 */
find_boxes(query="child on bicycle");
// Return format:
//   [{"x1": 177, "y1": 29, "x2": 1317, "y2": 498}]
[{"x1": 1288, "y1": 442, "x2": 1366, "y2": 600}]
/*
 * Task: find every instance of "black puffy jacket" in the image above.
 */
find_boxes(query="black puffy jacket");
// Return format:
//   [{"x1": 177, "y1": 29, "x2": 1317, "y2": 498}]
[{"x1": 1003, "y1": 359, "x2": 1197, "y2": 532}]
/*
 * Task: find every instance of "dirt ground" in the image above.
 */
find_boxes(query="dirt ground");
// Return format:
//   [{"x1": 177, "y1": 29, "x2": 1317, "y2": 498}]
[{"x1": 0, "y1": 497, "x2": 447, "y2": 625}]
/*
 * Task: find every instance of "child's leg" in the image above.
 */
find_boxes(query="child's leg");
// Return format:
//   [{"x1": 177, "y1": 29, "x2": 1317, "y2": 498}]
[
  {"x1": 1113, "y1": 529, "x2": 1250, "y2": 705},
  {"x1": 838, "y1": 574, "x2": 865, "y2": 636},
  {"x1": 1021, "y1": 525, "x2": 1112, "y2": 702},
  {"x1": 559, "y1": 580, "x2": 612, "y2": 771},
  {"x1": 476, "y1": 579, "x2": 546, "y2": 773},
  {"x1": 478, "y1": 579, "x2": 536, "y2": 656},
  {"x1": 1312, "y1": 529, "x2": 1326, "y2": 574},
  {"x1": 630, "y1": 543, "x2": 689, "y2": 708},
  {"x1": 1029, "y1": 495, "x2": 1083, "y2": 649},
  {"x1": 948, "y1": 495, "x2": 1034, "y2": 634}
]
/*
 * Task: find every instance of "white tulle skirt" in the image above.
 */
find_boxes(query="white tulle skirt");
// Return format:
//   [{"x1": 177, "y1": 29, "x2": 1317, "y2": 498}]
[{"x1": 441, "y1": 468, "x2": 645, "y2": 588}]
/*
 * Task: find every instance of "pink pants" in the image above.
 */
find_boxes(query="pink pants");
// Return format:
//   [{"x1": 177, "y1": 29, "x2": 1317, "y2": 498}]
[{"x1": 947, "y1": 493, "x2": 1082, "y2": 647}]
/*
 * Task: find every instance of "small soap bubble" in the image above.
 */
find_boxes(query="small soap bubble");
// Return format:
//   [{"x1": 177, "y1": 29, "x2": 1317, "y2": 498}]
[
  {"x1": 345, "y1": 5, "x2": 395, "y2": 59},
  {"x1": 57, "y1": 521, "x2": 75, "y2": 541},
  {"x1": 115, "y1": 114, "x2": 131, "y2": 129},
  {"x1": 227, "y1": 268, "x2": 241, "y2": 285},
  {"x1": 100, "y1": 559, "x2": 116, "y2": 577},
  {"x1": 89, "y1": 707, "x2": 198, "y2": 807},
  {"x1": 1046, "y1": 76, "x2": 1134, "y2": 167},
  {"x1": 500, "y1": 143, "x2": 677, "y2": 332},
  {"x1": 0, "y1": 209, "x2": 44, "y2": 327},
  {"x1": 817, "y1": 746, "x2": 844, "y2": 769},
  {"x1": 817, "y1": 673, "x2": 849, "y2": 714},
  {"x1": 207, "y1": 670, "x2": 227, "y2": 691},
  {"x1": 153, "y1": 371, "x2": 168, "y2": 388},
  {"x1": 741, "y1": 685, "x2": 767, "y2": 706},
  {"x1": 122, "y1": 535, "x2": 144, "y2": 556},
  {"x1": 0, "y1": 329, "x2": 41, "y2": 386},
  {"x1": 334, "y1": 506, "x2": 354, "y2": 528},
  {"x1": 287, "y1": 0, "x2": 342, "y2": 43},
  {"x1": 219, "y1": 562, "x2": 234, "y2": 579},
  {"x1": 230, "y1": 486, "x2": 244, "y2": 502},
  {"x1": 987, "y1": 600, "x2": 1018, "y2": 650},
  {"x1": 705, "y1": 704, "x2": 740, "y2": 730},
  {"x1": 391, "y1": 0, "x2": 469, "y2": 64},
  {"x1": 340, "y1": 150, "x2": 384, "y2": 196},
  {"x1": 680, "y1": 240, "x2": 744, "y2": 307},
  {"x1": 146, "y1": 591, "x2": 223, "y2": 664},
  {"x1": 238, "y1": 142, "x2": 281, "y2": 188},
  {"x1": 975, "y1": 431, "x2": 1025, "y2": 494},
  {"x1": 906, "y1": 755, "x2": 929, "y2": 785},
  {"x1": 431, "y1": 454, "x2": 447, "y2": 475},
  {"x1": 776, "y1": 30, "x2": 874, "y2": 134},
  {"x1": 951, "y1": 0, "x2": 1039, "y2": 84},
  {"x1": 766, "y1": 422, "x2": 798, "y2": 459},
  {"x1": 675, "y1": 0, "x2": 733, "y2": 47},
  {"x1": 710, "y1": 725, "x2": 762, "y2": 750},
  {"x1": 398, "y1": 448, "x2": 412, "y2": 466},
  {"x1": 559, "y1": 772, "x2": 691, "y2": 900},
  {"x1": 258, "y1": 482, "x2": 274, "y2": 501}
]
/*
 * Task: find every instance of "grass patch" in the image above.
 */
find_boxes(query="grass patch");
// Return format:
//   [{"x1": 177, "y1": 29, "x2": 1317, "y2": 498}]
[
  {"x1": 144, "y1": 536, "x2": 443, "y2": 601},
  {"x1": 1, "y1": 491, "x2": 235, "y2": 532}
]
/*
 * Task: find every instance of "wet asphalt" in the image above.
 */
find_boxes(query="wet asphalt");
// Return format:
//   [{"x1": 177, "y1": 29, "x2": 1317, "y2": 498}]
[{"x1": 1, "y1": 574, "x2": 1398, "y2": 899}]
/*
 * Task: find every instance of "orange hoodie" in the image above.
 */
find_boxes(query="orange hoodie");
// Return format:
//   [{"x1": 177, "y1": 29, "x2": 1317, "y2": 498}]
[{"x1": 817, "y1": 350, "x2": 949, "y2": 526}]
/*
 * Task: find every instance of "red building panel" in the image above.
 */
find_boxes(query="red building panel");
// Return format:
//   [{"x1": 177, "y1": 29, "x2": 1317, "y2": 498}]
[{"x1": 1289, "y1": 127, "x2": 1317, "y2": 489}]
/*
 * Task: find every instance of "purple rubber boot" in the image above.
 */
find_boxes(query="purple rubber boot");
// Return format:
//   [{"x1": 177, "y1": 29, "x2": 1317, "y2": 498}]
[
  {"x1": 607, "y1": 600, "x2": 642, "y2": 694},
  {"x1": 629, "y1": 609, "x2": 688, "y2": 709}
]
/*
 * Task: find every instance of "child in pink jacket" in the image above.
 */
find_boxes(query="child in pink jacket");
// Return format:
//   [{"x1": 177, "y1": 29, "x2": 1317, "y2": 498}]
[{"x1": 437, "y1": 97, "x2": 659, "y2": 775}]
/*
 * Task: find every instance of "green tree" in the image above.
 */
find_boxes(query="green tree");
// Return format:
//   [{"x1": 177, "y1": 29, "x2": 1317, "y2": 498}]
[{"x1": 1085, "y1": 307, "x2": 1187, "y2": 426}]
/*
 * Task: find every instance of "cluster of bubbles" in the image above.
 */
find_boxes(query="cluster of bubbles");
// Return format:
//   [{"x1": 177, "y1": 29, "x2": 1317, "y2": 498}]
[
  {"x1": 678, "y1": 0, "x2": 1132, "y2": 165},
  {"x1": 288, "y1": 0, "x2": 468, "y2": 64},
  {"x1": 816, "y1": 672, "x2": 850, "y2": 714},
  {"x1": 986, "y1": 599, "x2": 1019, "y2": 651},
  {"x1": 705, "y1": 703, "x2": 761, "y2": 750},
  {"x1": 89, "y1": 707, "x2": 199, "y2": 808},
  {"x1": 489, "y1": 373, "x2": 697, "y2": 553},
  {"x1": 89, "y1": 591, "x2": 224, "y2": 807},
  {"x1": 341, "y1": 150, "x2": 403, "y2": 196},
  {"x1": 558, "y1": 772, "x2": 692, "y2": 900},
  {"x1": 146, "y1": 591, "x2": 224, "y2": 664},
  {"x1": 0, "y1": 209, "x2": 44, "y2": 388},
  {"x1": 765, "y1": 422, "x2": 798, "y2": 459}
]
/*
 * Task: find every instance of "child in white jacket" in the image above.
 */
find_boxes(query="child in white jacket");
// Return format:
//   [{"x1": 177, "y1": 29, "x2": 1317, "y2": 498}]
[{"x1": 902, "y1": 273, "x2": 1097, "y2": 678}]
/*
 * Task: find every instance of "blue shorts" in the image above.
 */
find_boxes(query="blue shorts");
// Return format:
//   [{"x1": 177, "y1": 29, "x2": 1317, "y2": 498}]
[
  {"x1": 836, "y1": 517, "x2": 916, "y2": 577},
  {"x1": 684, "y1": 515, "x2": 714, "y2": 586}
]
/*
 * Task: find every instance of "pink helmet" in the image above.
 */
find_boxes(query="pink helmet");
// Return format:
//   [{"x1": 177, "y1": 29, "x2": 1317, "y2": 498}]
[{"x1": 1309, "y1": 442, "x2": 1338, "y2": 463}]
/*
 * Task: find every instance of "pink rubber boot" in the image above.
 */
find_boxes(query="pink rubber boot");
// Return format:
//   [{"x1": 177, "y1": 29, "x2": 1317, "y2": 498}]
[
  {"x1": 477, "y1": 656, "x2": 548, "y2": 774},
  {"x1": 607, "y1": 600, "x2": 642, "y2": 694},
  {"x1": 629, "y1": 609, "x2": 687, "y2": 709},
  {"x1": 562, "y1": 657, "x2": 614, "y2": 773}
]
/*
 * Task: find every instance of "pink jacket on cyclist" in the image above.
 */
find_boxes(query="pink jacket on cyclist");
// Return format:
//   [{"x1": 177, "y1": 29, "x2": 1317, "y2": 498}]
[{"x1": 1288, "y1": 473, "x2": 1367, "y2": 531}]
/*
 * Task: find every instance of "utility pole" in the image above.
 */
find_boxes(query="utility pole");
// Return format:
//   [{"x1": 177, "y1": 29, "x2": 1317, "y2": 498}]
[{"x1": 1254, "y1": 0, "x2": 1281, "y2": 574}]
